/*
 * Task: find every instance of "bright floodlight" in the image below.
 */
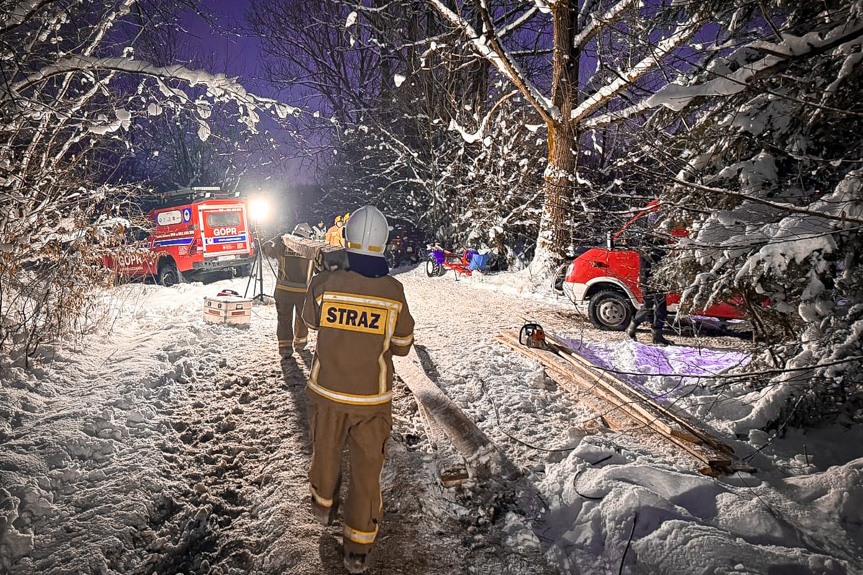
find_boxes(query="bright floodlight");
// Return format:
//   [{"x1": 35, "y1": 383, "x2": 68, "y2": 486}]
[{"x1": 249, "y1": 197, "x2": 270, "y2": 222}]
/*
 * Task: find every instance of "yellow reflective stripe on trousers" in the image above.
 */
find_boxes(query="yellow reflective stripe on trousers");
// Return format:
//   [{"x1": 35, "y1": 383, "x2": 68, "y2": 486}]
[
  {"x1": 344, "y1": 524, "x2": 378, "y2": 545},
  {"x1": 310, "y1": 486, "x2": 333, "y2": 508}
]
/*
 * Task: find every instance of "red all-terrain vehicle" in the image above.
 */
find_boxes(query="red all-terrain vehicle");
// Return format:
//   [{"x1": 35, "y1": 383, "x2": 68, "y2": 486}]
[
  {"x1": 556, "y1": 202, "x2": 745, "y2": 330},
  {"x1": 103, "y1": 187, "x2": 256, "y2": 286}
]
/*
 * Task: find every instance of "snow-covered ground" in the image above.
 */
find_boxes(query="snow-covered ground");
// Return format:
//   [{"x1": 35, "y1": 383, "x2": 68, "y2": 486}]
[{"x1": 1, "y1": 263, "x2": 861, "y2": 574}]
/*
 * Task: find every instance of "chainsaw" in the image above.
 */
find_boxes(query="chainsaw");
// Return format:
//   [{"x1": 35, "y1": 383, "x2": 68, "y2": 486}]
[{"x1": 519, "y1": 322, "x2": 551, "y2": 350}]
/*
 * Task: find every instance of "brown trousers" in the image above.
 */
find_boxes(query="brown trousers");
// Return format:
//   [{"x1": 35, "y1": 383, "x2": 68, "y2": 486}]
[
  {"x1": 275, "y1": 290, "x2": 308, "y2": 357},
  {"x1": 307, "y1": 395, "x2": 392, "y2": 555}
]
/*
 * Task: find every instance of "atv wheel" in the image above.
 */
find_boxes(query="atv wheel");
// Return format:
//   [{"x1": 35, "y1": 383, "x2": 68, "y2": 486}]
[
  {"x1": 588, "y1": 290, "x2": 634, "y2": 331},
  {"x1": 425, "y1": 257, "x2": 442, "y2": 277},
  {"x1": 158, "y1": 260, "x2": 183, "y2": 287}
]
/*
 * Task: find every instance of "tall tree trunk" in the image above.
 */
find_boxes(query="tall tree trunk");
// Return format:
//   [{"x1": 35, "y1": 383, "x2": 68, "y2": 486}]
[{"x1": 537, "y1": 0, "x2": 579, "y2": 266}]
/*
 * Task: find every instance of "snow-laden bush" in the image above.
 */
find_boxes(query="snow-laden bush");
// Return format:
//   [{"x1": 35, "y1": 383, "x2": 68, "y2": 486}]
[
  {"x1": 0, "y1": 1, "x2": 297, "y2": 365},
  {"x1": 651, "y1": 0, "x2": 863, "y2": 425}
]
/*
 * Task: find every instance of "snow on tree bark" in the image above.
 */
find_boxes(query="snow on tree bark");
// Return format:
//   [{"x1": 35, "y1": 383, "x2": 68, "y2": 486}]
[{"x1": 422, "y1": 1, "x2": 718, "y2": 266}]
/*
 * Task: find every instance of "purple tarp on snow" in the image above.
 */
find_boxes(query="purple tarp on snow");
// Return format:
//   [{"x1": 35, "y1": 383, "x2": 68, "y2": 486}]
[{"x1": 560, "y1": 338, "x2": 750, "y2": 403}]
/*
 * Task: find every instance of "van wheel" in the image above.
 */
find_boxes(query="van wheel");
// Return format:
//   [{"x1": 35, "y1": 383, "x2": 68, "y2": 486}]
[
  {"x1": 158, "y1": 261, "x2": 183, "y2": 287},
  {"x1": 588, "y1": 290, "x2": 633, "y2": 331}
]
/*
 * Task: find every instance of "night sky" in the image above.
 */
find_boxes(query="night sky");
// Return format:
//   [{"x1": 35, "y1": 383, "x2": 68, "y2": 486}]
[
  {"x1": 178, "y1": 1, "x2": 272, "y2": 96},
  {"x1": 177, "y1": 0, "x2": 317, "y2": 225}
]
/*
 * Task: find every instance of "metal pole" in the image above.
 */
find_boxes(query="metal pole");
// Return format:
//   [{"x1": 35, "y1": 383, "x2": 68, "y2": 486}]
[
  {"x1": 255, "y1": 235, "x2": 265, "y2": 302},
  {"x1": 244, "y1": 251, "x2": 255, "y2": 298}
]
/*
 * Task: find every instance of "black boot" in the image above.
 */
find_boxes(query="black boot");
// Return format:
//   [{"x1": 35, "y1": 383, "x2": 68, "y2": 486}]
[
  {"x1": 344, "y1": 551, "x2": 369, "y2": 574},
  {"x1": 626, "y1": 321, "x2": 638, "y2": 341},
  {"x1": 651, "y1": 328, "x2": 675, "y2": 346}
]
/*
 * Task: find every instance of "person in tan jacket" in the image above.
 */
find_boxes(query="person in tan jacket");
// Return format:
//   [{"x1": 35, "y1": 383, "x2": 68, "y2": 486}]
[
  {"x1": 325, "y1": 214, "x2": 345, "y2": 247},
  {"x1": 302, "y1": 205, "x2": 414, "y2": 574},
  {"x1": 263, "y1": 236, "x2": 313, "y2": 359}
]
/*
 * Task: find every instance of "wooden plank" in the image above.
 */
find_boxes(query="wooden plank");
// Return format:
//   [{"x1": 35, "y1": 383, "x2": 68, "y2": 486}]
[
  {"x1": 542, "y1": 370, "x2": 628, "y2": 431},
  {"x1": 520, "y1": 332, "x2": 738, "y2": 471},
  {"x1": 494, "y1": 334, "x2": 663, "y2": 432},
  {"x1": 493, "y1": 332, "x2": 737, "y2": 474},
  {"x1": 394, "y1": 348, "x2": 520, "y2": 482}
]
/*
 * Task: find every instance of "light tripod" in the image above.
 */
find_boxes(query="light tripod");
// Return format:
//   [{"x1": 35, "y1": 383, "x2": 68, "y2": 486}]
[{"x1": 244, "y1": 221, "x2": 277, "y2": 303}]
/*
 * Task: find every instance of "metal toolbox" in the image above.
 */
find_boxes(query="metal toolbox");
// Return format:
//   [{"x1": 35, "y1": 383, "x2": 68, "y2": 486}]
[{"x1": 203, "y1": 290, "x2": 252, "y2": 326}]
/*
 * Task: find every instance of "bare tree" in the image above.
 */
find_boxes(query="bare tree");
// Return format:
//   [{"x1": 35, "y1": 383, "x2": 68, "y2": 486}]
[{"x1": 417, "y1": 0, "x2": 730, "y2": 268}]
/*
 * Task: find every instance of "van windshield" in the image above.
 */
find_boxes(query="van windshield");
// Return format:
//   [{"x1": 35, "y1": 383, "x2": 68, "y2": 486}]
[{"x1": 207, "y1": 212, "x2": 241, "y2": 228}]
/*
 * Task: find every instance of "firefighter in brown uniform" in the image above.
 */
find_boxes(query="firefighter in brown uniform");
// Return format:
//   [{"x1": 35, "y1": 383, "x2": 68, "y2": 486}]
[
  {"x1": 302, "y1": 205, "x2": 414, "y2": 574},
  {"x1": 263, "y1": 237, "x2": 313, "y2": 359}
]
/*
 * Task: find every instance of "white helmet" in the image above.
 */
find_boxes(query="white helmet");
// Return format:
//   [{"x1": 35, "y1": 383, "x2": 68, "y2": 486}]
[{"x1": 344, "y1": 206, "x2": 388, "y2": 257}]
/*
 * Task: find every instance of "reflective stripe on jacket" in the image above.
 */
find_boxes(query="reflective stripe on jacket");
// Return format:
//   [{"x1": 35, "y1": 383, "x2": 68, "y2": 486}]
[
  {"x1": 263, "y1": 238, "x2": 312, "y2": 294},
  {"x1": 302, "y1": 270, "x2": 414, "y2": 406}
]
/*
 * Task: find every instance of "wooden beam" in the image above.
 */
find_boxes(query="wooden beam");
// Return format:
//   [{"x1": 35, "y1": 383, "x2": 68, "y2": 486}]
[
  {"x1": 413, "y1": 401, "x2": 470, "y2": 487},
  {"x1": 394, "y1": 348, "x2": 520, "y2": 482},
  {"x1": 279, "y1": 234, "x2": 348, "y2": 271},
  {"x1": 544, "y1": 332, "x2": 734, "y2": 455}
]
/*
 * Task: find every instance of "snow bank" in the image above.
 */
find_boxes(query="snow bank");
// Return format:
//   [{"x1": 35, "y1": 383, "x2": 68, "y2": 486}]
[
  {"x1": 3, "y1": 263, "x2": 861, "y2": 574},
  {"x1": 539, "y1": 448, "x2": 861, "y2": 574}
]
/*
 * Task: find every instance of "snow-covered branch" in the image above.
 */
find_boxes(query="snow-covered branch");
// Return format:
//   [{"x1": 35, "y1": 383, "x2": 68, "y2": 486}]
[
  {"x1": 586, "y1": 14, "x2": 863, "y2": 128},
  {"x1": 448, "y1": 90, "x2": 519, "y2": 144},
  {"x1": 0, "y1": 0, "x2": 58, "y2": 34},
  {"x1": 497, "y1": 6, "x2": 539, "y2": 38},
  {"x1": 673, "y1": 177, "x2": 863, "y2": 226},
  {"x1": 572, "y1": 0, "x2": 637, "y2": 51},
  {"x1": 657, "y1": 22, "x2": 863, "y2": 109},
  {"x1": 427, "y1": 0, "x2": 557, "y2": 123},
  {"x1": 12, "y1": 56, "x2": 300, "y2": 122},
  {"x1": 570, "y1": 17, "x2": 700, "y2": 123}
]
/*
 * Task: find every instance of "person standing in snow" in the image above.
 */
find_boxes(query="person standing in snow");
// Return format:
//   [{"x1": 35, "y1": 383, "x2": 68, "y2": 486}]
[
  {"x1": 326, "y1": 215, "x2": 345, "y2": 247},
  {"x1": 263, "y1": 236, "x2": 313, "y2": 360},
  {"x1": 626, "y1": 232, "x2": 674, "y2": 346},
  {"x1": 301, "y1": 206, "x2": 414, "y2": 574}
]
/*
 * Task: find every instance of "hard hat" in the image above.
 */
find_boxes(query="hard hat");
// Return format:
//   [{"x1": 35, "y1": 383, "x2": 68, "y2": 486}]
[
  {"x1": 344, "y1": 212, "x2": 351, "y2": 221},
  {"x1": 335, "y1": 215, "x2": 343, "y2": 223},
  {"x1": 344, "y1": 206, "x2": 388, "y2": 257}
]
